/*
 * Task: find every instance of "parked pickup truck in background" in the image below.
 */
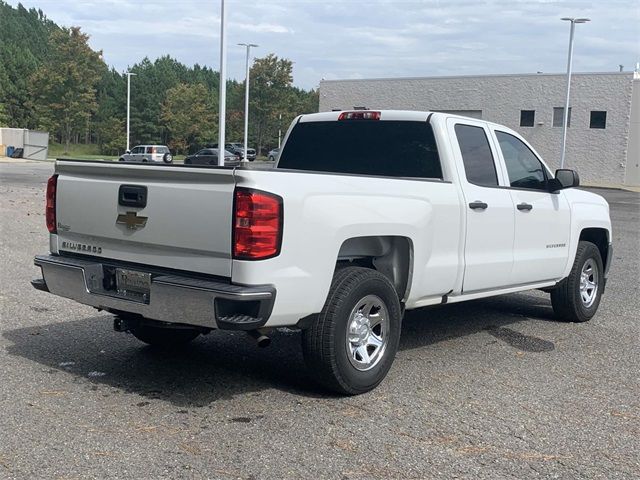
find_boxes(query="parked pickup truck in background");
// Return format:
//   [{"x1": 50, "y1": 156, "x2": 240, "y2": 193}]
[{"x1": 32, "y1": 110, "x2": 612, "y2": 394}]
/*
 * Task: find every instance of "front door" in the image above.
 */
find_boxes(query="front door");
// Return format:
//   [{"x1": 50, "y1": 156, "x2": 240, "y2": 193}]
[
  {"x1": 492, "y1": 129, "x2": 571, "y2": 284},
  {"x1": 449, "y1": 120, "x2": 515, "y2": 293}
]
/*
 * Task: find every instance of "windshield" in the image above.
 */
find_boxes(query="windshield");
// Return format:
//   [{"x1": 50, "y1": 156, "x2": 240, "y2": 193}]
[{"x1": 277, "y1": 120, "x2": 442, "y2": 179}]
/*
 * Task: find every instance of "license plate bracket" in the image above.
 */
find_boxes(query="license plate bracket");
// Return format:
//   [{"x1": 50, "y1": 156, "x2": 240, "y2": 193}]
[{"x1": 115, "y1": 268, "x2": 151, "y2": 302}]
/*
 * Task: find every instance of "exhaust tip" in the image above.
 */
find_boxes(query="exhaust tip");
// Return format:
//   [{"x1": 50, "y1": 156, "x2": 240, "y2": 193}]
[{"x1": 247, "y1": 329, "x2": 271, "y2": 348}]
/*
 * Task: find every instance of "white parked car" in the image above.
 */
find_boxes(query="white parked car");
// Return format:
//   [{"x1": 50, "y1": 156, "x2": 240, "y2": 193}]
[
  {"x1": 32, "y1": 110, "x2": 612, "y2": 394},
  {"x1": 118, "y1": 145, "x2": 172, "y2": 163}
]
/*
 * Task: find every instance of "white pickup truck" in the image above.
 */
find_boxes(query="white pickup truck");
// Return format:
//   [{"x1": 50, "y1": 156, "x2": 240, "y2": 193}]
[{"x1": 32, "y1": 110, "x2": 612, "y2": 394}]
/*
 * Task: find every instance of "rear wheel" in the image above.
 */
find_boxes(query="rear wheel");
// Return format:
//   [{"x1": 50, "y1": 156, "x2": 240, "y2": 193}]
[
  {"x1": 551, "y1": 241, "x2": 603, "y2": 322},
  {"x1": 302, "y1": 267, "x2": 402, "y2": 395},
  {"x1": 162, "y1": 152, "x2": 173, "y2": 163},
  {"x1": 130, "y1": 323, "x2": 200, "y2": 348}
]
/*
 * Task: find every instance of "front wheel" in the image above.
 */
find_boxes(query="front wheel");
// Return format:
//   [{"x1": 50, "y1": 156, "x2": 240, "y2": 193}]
[
  {"x1": 302, "y1": 267, "x2": 402, "y2": 395},
  {"x1": 550, "y1": 241, "x2": 604, "y2": 322}
]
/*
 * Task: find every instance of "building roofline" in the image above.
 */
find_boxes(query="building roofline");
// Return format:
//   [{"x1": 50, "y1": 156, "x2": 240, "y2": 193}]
[{"x1": 319, "y1": 71, "x2": 634, "y2": 84}]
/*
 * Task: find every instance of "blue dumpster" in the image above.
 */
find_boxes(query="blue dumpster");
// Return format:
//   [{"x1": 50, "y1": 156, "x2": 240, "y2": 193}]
[{"x1": 6, "y1": 146, "x2": 15, "y2": 157}]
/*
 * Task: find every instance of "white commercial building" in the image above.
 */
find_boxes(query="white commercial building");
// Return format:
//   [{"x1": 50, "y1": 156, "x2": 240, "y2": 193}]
[
  {"x1": 319, "y1": 72, "x2": 640, "y2": 187},
  {"x1": 0, "y1": 127, "x2": 49, "y2": 161}
]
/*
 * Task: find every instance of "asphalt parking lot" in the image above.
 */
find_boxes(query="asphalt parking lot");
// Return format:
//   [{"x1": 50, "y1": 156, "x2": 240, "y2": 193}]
[{"x1": 1, "y1": 161, "x2": 638, "y2": 479}]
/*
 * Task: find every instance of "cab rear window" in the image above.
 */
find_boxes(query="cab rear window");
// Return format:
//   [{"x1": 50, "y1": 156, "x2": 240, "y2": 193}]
[{"x1": 278, "y1": 120, "x2": 443, "y2": 179}]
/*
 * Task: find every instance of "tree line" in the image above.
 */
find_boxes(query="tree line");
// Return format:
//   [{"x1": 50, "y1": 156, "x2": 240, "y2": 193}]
[{"x1": 0, "y1": 2, "x2": 318, "y2": 155}]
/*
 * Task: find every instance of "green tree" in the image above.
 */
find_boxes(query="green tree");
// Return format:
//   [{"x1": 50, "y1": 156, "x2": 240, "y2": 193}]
[
  {"x1": 28, "y1": 27, "x2": 104, "y2": 152},
  {"x1": 97, "y1": 117, "x2": 125, "y2": 155},
  {"x1": 161, "y1": 83, "x2": 216, "y2": 154},
  {"x1": 248, "y1": 54, "x2": 294, "y2": 155},
  {"x1": 0, "y1": 101, "x2": 9, "y2": 127},
  {"x1": 0, "y1": 2, "x2": 60, "y2": 127},
  {"x1": 94, "y1": 68, "x2": 126, "y2": 153}
]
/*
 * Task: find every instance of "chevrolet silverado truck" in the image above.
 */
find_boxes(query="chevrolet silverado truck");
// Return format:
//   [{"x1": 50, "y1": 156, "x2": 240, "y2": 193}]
[{"x1": 32, "y1": 110, "x2": 612, "y2": 394}]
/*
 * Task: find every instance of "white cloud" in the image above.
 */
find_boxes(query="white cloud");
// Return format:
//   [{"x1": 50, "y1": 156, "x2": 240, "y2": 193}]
[{"x1": 6, "y1": 0, "x2": 639, "y2": 89}]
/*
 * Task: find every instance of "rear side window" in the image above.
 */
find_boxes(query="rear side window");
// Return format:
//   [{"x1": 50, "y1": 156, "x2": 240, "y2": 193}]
[
  {"x1": 278, "y1": 120, "x2": 442, "y2": 179},
  {"x1": 454, "y1": 124, "x2": 498, "y2": 186}
]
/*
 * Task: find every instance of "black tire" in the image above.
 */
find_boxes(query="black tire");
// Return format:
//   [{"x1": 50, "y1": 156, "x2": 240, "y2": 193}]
[
  {"x1": 551, "y1": 241, "x2": 604, "y2": 322},
  {"x1": 302, "y1": 267, "x2": 402, "y2": 395},
  {"x1": 130, "y1": 324, "x2": 200, "y2": 348},
  {"x1": 162, "y1": 152, "x2": 173, "y2": 163},
  {"x1": 184, "y1": 158, "x2": 191, "y2": 165},
  {"x1": 118, "y1": 157, "x2": 125, "y2": 162},
  {"x1": 268, "y1": 156, "x2": 274, "y2": 162}
]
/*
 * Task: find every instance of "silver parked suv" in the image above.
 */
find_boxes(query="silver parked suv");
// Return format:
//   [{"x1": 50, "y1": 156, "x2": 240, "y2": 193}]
[{"x1": 119, "y1": 145, "x2": 173, "y2": 163}]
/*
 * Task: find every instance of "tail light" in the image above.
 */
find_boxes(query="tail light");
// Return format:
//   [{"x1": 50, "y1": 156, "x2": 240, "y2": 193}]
[
  {"x1": 46, "y1": 174, "x2": 58, "y2": 233},
  {"x1": 233, "y1": 188, "x2": 283, "y2": 260},
  {"x1": 338, "y1": 111, "x2": 381, "y2": 121}
]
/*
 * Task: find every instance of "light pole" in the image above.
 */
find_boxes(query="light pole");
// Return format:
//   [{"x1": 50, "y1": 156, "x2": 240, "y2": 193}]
[
  {"x1": 560, "y1": 17, "x2": 590, "y2": 169},
  {"x1": 217, "y1": 0, "x2": 227, "y2": 166},
  {"x1": 238, "y1": 43, "x2": 258, "y2": 162},
  {"x1": 125, "y1": 71, "x2": 136, "y2": 152}
]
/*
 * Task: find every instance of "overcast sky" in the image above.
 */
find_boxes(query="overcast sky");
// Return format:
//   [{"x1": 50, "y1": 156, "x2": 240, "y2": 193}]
[{"x1": 8, "y1": 0, "x2": 640, "y2": 89}]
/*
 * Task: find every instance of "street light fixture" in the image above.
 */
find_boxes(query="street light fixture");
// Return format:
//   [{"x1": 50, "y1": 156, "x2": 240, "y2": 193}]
[
  {"x1": 559, "y1": 17, "x2": 590, "y2": 169},
  {"x1": 238, "y1": 43, "x2": 259, "y2": 162},
  {"x1": 125, "y1": 71, "x2": 136, "y2": 152}
]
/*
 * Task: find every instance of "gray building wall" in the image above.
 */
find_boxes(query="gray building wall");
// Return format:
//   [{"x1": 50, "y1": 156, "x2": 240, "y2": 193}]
[
  {"x1": 625, "y1": 79, "x2": 640, "y2": 186},
  {"x1": 319, "y1": 72, "x2": 637, "y2": 186}
]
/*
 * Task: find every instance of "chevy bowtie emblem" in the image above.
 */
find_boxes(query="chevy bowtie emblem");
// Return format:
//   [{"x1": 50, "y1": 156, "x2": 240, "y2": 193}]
[{"x1": 116, "y1": 211, "x2": 148, "y2": 230}]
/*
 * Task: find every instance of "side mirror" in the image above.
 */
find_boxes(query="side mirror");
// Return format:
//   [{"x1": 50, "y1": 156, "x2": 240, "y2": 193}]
[
  {"x1": 550, "y1": 168, "x2": 580, "y2": 192},
  {"x1": 125, "y1": 150, "x2": 131, "y2": 154}
]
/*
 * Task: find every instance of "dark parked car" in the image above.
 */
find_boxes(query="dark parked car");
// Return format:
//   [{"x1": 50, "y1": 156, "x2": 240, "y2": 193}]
[
  {"x1": 225, "y1": 143, "x2": 256, "y2": 161},
  {"x1": 184, "y1": 148, "x2": 239, "y2": 166}
]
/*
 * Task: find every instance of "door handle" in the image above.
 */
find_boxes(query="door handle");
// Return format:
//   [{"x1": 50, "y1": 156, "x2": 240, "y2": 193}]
[
  {"x1": 517, "y1": 203, "x2": 533, "y2": 211},
  {"x1": 469, "y1": 201, "x2": 488, "y2": 210}
]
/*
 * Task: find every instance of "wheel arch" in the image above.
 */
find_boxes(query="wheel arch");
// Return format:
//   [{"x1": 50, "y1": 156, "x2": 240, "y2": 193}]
[
  {"x1": 336, "y1": 235, "x2": 413, "y2": 302},
  {"x1": 579, "y1": 227, "x2": 610, "y2": 270}
]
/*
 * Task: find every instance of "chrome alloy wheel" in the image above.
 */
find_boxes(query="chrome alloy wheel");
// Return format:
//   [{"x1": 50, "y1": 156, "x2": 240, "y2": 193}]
[
  {"x1": 579, "y1": 259, "x2": 599, "y2": 308},
  {"x1": 346, "y1": 295, "x2": 389, "y2": 371}
]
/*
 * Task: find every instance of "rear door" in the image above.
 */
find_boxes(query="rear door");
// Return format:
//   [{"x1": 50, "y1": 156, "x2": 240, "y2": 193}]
[
  {"x1": 54, "y1": 161, "x2": 236, "y2": 277},
  {"x1": 491, "y1": 129, "x2": 571, "y2": 284},
  {"x1": 448, "y1": 119, "x2": 515, "y2": 293}
]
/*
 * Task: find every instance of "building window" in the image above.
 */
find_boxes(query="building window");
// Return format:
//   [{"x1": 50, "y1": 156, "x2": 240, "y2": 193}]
[
  {"x1": 590, "y1": 111, "x2": 607, "y2": 129},
  {"x1": 553, "y1": 107, "x2": 572, "y2": 127},
  {"x1": 520, "y1": 110, "x2": 535, "y2": 127}
]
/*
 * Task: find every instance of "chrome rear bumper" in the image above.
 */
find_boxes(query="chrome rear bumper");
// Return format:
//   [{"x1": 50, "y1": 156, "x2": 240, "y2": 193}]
[{"x1": 33, "y1": 254, "x2": 275, "y2": 330}]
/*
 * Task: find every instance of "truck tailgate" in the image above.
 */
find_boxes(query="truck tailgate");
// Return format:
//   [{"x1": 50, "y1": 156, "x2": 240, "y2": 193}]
[{"x1": 53, "y1": 161, "x2": 235, "y2": 277}]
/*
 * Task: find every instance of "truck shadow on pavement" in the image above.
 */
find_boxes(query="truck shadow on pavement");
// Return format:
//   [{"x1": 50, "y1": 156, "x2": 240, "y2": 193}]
[{"x1": 4, "y1": 292, "x2": 557, "y2": 405}]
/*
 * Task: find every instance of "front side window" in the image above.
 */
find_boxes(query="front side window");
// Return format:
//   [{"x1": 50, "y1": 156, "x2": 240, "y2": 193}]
[
  {"x1": 454, "y1": 124, "x2": 498, "y2": 187},
  {"x1": 278, "y1": 120, "x2": 443, "y2": 179},
  {"x1": 131, "y1": 147, "x2": 142, "y2": 154},
  {"x1": 496, "y1": 131, "x2": 547, "y2": 190}
]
